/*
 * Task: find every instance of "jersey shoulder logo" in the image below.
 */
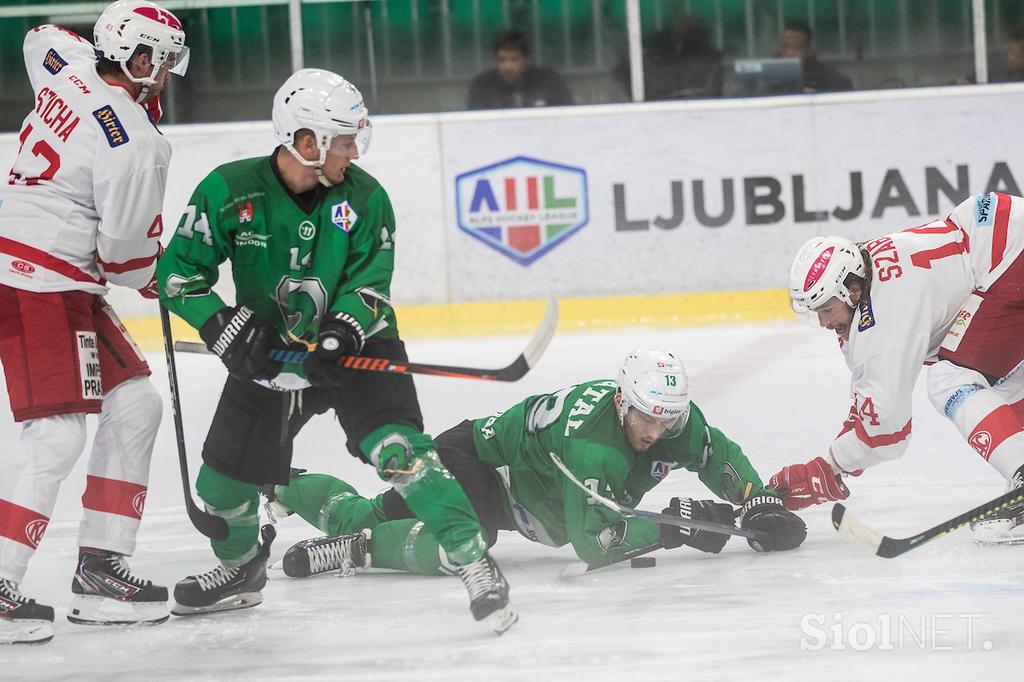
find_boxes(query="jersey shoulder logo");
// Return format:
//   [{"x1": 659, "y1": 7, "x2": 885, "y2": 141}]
[
  {"x1": 650, "y1": 461, "x2": 672, "y2": 480},
  {"x1": 331, "y1": 201, "x2": 358, "y2": 232},
  {"x1": 973, "y1": 192, "x2": 996, "y2": 227},
  {"x1": 43, "y1": 48, "x2": 67, "y2": 74},
  {"x1": 857, "y1": 297, "x2": 876, "y2": 332},
  {"x1": 92, "y1": 106, "x2": 129, "y2": 147}
]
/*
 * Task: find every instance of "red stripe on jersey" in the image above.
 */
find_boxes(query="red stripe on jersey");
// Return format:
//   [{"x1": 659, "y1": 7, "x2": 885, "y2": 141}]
[
  {"x1": 967, "y1": 404, "x2": 1024, "y2": 462},
  {"x1": 0, "y1": 499, "x2": 49, "y2": 549},
  {"x1": 853, "y1": 418, "x2": 912, "y2": 448},
  {"x1": 96, "y1": 250, "x2": 158, "y2": 274},
  {"x1": 81, "y1": 476, "x2": 147, "y2": 520},
  {"x1": 0, "y1": 236, "x2": 98, "y2": 284},
  {"x1": 991, "y1": 192, "x2": 1012, "y2": 271}
]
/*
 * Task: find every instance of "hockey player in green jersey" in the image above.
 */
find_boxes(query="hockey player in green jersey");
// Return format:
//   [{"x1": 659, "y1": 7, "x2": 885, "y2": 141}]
[
  {"x1": 267, "y1": 348, "x2": 807, "y2": 581},
  {"x1": 156, "y1": 69, "x2": 515, "y2": 633}
]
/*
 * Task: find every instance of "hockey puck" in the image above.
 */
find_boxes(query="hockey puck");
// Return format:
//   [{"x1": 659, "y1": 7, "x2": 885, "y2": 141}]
[{"x1": 630, "y1": 557, "x2": 656, "y2": 568}]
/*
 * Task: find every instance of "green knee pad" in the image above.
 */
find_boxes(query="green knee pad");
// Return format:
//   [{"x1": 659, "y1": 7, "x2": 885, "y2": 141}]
[
  {"x1": 276, "y1": 473, "x2": 385, "y2": 536},
  {"x1": 195, "y1": 464, "x2": 261, "y2": 567},
  {"x1": 368, "y1": 519, "x2": 452, "y2": 576}
]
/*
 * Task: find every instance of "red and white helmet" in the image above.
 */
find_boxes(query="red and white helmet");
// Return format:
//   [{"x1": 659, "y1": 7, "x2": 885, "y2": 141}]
[
  {"x1": 94, "y1": 0, "x2": 188, "y2": 88},
  {"x1": 616, "y1": 348, "x2": 690, "y2": 439},
  {"x1": 789, "y1": 236, "x2": 866, "y2": 313}
]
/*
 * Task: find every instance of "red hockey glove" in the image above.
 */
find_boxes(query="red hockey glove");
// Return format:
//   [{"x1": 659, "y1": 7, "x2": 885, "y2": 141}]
[{"x1": 768, "y1": 456, "x2": 850, "y2": 511}]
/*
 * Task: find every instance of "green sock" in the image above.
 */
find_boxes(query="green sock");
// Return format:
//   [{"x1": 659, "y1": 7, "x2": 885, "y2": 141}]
[
  {"x1": 195, "y1": 464, "x2": 260, "y2": 567},
  {"x1": 368, "y1": 518, "x2": 450, "y2": 576},
  {"x1": 275, "y1": 473, "x2": 385, "y2": 535}
]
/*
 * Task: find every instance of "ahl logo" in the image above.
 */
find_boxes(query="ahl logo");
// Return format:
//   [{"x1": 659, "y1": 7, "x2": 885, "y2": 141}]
[
  {"x1": 132, "y1": 491, "x2": 147, "y2": 518},
  {"x1": 331, "y1": 201, "x2": 358, "y2": 232},
  {"x1": 969, "y1": 430, "x2": 992, "y2": 460},
  {"x1": 92, "y1": 106, "x2": 129, "y2": 148},
  {"x1": 455, "y1": 156, "x2": 589, "y2": 266},
  {"x1": 650, "y1": 461, "x2": 672, "y2": 481},
  {"x1": 43, "y1": 48, "x2": 67, "y2": 74},
  {"x1": 25, "y1": 519, "x2": 48, "y2": 548},
  {"x1": 11, "y1": 260, "x2": 35, "y2": 274}
]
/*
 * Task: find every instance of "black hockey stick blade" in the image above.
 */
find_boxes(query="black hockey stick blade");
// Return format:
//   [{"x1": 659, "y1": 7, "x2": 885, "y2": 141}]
[
  {"x1": 549, "y1": 452, "x2": 761, "y2": 540},
  {"x1": 175, "y1": 298, "x2": 559, "y2": 382},
  {"x1": 160, "y1": 306, "x2": 229, "y2": 541},
  {"x1": 832, "y1": 487, "x2": 1024, "y2": 558},
  {"x1": 560, "y1": 542, "x2": 665, "y2": 578}
]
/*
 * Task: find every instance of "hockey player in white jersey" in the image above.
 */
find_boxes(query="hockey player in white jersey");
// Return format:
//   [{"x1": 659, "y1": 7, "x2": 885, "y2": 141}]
[
  {"x1": 0, "y1": 1, "x2": 189, "y2": 644},
  {"x1": 769, "y1": 192, "x2": 1024, "y2": 545}
]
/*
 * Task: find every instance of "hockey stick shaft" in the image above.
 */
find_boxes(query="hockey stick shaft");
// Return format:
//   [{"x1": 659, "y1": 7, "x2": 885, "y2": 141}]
[
  {"x1": 548, "y1": 452, "x2": 760, "y2": 540},
  {"x1": 832, "y1": 487, "x2": 1024, "y2": 558},
  {"x1": 160, "y1": 306, "x2": 229, "y2": 541},
  {"x1": 175, "y1": 298, "x2": 559, "y2": 382},
  {"x1": 560, "y1": 542, "x2": 665, "y2": 578}
]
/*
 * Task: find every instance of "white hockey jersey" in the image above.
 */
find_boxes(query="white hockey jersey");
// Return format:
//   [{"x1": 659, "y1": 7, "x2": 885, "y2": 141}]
[
  {"x1": 830, "y1": 192, "x2": 1024, "y2": 472},
  {"x1": 0, "y1": 25, "x2": 168, "y2": 294}
]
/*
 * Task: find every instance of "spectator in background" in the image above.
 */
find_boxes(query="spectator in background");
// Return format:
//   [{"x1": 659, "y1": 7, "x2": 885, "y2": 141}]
[
  {"x1": 615, "y1": 15, "x2": 723, "y2": 100},
  {"x1": 467, "y1": 30, "x2": 574, "y2": 109},
  {"x1": 957, "y1": 29, "x2": 1024, "y2": 84},
  {"x1": 776, "y1": 19, "x2": 853, "y2": 93}
]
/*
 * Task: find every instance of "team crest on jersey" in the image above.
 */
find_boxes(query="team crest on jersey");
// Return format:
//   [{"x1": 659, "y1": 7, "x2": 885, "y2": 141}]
[
  {"x1": 238, "y1": 201, "x2": 254, "y2": 223},
  {"x1": 92, "y1": 106, "x2": 129, "y2": 147},
  {"x1": 331, "y1": 201, "x2": 358, "y2": 232},
  {"x1": 132, "y1": 491, "x2": 147, "y2": 518},
  {"x1": 650, "y1": 461, "x2": 672, "y2": 481},
  {"x1": 43, "y1": 48, "x2": 67, "y2": 74},
  {"x1": 24, "y1": 519, "x2": 48, "y2": 548},
  {"x1": 857, "y1": 297, "x2": 875, "y2": 332},
  {"x1": 969, "y1": 430, "x2": 993, "y2": 460}
]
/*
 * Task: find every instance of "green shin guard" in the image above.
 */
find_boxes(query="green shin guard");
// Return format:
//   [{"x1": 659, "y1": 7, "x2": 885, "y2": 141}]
[
  {"x1": 361, "y1": 424, "x2": 487, "y2": 565},
  {"x1": 275, "y1": 473, "x2": 385, "y2": 536},
  {"x1": 368, "y1": 519, "x2": 452, "y2": 576},
  {"x1": 195, "y1": 464, "x2": 261, "y2": 567}
]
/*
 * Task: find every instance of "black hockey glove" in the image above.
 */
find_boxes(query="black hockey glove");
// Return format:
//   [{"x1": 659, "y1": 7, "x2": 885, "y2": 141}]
[
  {"x1": 302, "y1": 312, "x2": 365, "y2": 387},
  {"x1": 739, "y1": 494, "x2": 807, "y2": 552},
  {"x1": 199, "y1": 306, "x2": 284, "y2": 382},
  {"x1": 659, "y1": 497, "x2": 735, "y2": 553}
]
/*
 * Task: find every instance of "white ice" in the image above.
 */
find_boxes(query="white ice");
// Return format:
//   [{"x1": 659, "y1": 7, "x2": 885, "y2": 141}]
[{"x1": 1, "y1": 321, "x2": 1021, "y2": 681}]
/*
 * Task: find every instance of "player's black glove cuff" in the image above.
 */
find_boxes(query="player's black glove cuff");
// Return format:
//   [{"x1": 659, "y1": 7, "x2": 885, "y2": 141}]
[
  {"x1": 303, "y1": 312, "x2": 365, "y2": 387},
  {"x1": 739, "y1": 494, "x2": 807, "y2": 552},
  {"x1": 199, "y1": 306, "x2": 284, "y2": 382},
  {"x1": 659, "y1": 497, "x2": 734, "y2": 553}
]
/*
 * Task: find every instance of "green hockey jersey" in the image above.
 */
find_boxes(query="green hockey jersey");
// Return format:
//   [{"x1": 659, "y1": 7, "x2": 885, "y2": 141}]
[
  {"x1": 472, "y1": 380, "x2": 771, "y2": 564},
  {"x1": 157, "y1": 154, "x2": 398, "y2": 388}
]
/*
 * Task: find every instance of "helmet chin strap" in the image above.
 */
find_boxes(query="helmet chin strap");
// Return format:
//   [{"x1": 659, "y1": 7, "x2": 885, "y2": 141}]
[{"x1": 286, "y1": 143, "x2": 337, "y2": 188}]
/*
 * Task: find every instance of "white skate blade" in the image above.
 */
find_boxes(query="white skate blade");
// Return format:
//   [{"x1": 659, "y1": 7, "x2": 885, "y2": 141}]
[
  {"x1": 0, "y1": 618, "x2": 54, "y2": 645},
  {"x1": 485, "y1": 606, "x2": 519, "y2": 635},
  {"x1": 971, "y1": 518, "x2": 1024, "y2": 546},
  {"x1": 68, "y1": 594, "x2": 169, "y2": 626},
  {"x1": 170, "y1": 592, "x2": 263, "y2": 617}
]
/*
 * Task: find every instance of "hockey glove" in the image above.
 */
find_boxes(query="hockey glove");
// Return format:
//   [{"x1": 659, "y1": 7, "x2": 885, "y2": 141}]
[
  {"x1": 739, "y1": 494, "x2": 807, "y2": 552},
  {"x1": 768, "y1": 456, "x2": 850, "y2": 511},
  {"x1": 303, "y1": 312, "x2": 365, "y2": 387},
  {"x1": 659, "y1": 497, "x2": 735, "y2": 553},
  {"x1": 199, "y1": 306, "x2": 284, "y2": 382}
]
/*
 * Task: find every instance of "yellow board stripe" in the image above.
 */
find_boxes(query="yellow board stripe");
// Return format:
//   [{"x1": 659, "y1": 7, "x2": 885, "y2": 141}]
[{"x1": 126, "y1": 288, "x2": 794, "y2": 350}]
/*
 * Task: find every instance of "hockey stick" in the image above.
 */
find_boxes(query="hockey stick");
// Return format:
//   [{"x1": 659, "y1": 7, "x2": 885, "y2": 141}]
[
  {"x1": 831, "y1": 487, "x2": 1024, "y2": 558},
  {"x1": 548, "y1": 452, "x2": 761, "y2": 540},
  {"x1": 174, "y1": 298, "x2": 559, "y2": 382},
  {"x1": 160, "y1": 305, "x2": 229, "y2": 541},
  {"x1": 559, "y1": 542, "x2": 664, "y2": 578}
]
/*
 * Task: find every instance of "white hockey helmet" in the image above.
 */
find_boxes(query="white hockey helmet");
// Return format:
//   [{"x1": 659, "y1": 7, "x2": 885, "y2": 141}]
[
  {"x1": 789, "y1": 236, "x2": 866, "y2": 313},
  {"x1": 94, "y1": 0, "x2": 189, "y2": 90},
  {"x1": 616, "y1": 348, "x2": 691, "y2": 439},
  {"x1": 272, "y1": 68, "x2": 372, "y2": 177}
]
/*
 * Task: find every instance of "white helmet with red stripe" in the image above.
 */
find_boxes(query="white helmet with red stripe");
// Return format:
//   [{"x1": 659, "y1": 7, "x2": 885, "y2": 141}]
[
  {"x1": 94, "y1": 0, "x2": 189, "y2": 88},
  {"x1": 789, "y1": 236, "x2": 866, "y2": 312}
]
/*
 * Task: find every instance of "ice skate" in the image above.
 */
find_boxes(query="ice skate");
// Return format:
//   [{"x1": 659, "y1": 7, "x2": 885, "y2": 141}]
[
  {"x1": 68, "y1": 548, "x2": 169, "y2": 625},
  {"x1": 972, "y1": 466, "x2": 1024, "y2": 545},
  {"x1": 282, "y1": 532, "x2": 369, "y2": 578},
  {"x1": 0, "y1": 579, "x2": 54, "y2": 645},
  {"x1": 171, "y1": 525, "x2": 275, "y2": 616},
  {"x1": 455, "y1": 552, "x2": 517, "y2": 635}
]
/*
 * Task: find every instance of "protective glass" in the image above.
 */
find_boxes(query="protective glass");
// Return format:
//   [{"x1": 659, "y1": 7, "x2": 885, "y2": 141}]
[{"x1": 624, "y1": 406, "x2": 686, "y2": 441}]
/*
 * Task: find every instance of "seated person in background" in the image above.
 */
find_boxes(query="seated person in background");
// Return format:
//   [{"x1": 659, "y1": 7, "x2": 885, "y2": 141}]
[
  {"x1": 615, "y1": 15, "x2": 723, "y2": 100},
  {"x1": 776, "y1": 19, "x2": 853, "y2": 93},
  {"x1": 467, "y1": 29, "x2": 574, "y2": 109},
  {"x1": 957, "y1": 29, "x2": 1024, "y2": 84}
]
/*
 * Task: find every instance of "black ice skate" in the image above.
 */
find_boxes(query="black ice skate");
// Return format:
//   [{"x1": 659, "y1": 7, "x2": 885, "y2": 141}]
[
  {"x1": 0, "y1": 578, "x2": 54, "y2": 645},
  {"x1": 68, "y1": 548, "x2": 169, "y2": 626},
  {"x1": 972, "y1": 465, "x2": 1024, "y2": 545},
  {"x1": 455, "y1": 552, "x2": 517, "y2": 635},
  {"x1": 171, "y1": 525, "x2": 276, "y2": 616},
  {"x1": 282, "y1": 532, "x2": 368, "y2": 578}
]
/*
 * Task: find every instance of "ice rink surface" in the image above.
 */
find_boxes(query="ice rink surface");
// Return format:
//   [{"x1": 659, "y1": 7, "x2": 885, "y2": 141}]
[{"x1": 1, "y1": 320, "x2": 1021, "y2": 681}]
